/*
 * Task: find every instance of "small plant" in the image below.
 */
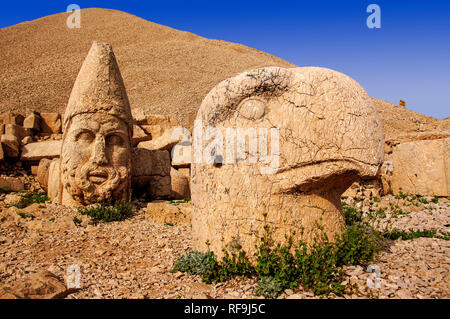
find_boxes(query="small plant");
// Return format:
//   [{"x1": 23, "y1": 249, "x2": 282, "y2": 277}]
[
  {"x1": 172, "y1": 203, "x2": 388, "y2": 298},
  {"x1": 172, "y1": 250, "x2": 216, "y2": 276},
  {"x1": 169, "y1": 198, "x2": 191, "y2": 206},
  {"x1": 78, "y1": 201, "x2": 133, "y2": 222},
  {"x1": 383, "y1": 228, "x2": 448, "y2": 241},
  {"x1": 16, "y1": 211, "x2": 34, "y2": 219},
  {"x1": 342, "y1": 202, "x2": 363, "y2": 226},
  {"x1": 373, "y1": 196, "x2": 381, "y2": 203},
  {"x1": 22, "y1": 191, "x2": 49, "y2": 204},
  {"x1": 73, "y1": 217, "x2": 82, "y2": 226},
  {"x1": 255, "y1": 276, "x2": 283, "y2": 299},
  {"x1": 165, "y1": 222, "x2": 174, "y2": 227},
  {"x1": 432, "y1": 196, "x2": 439, "y2": 204}
]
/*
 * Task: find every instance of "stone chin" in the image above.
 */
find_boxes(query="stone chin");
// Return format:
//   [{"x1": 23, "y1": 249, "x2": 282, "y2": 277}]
[{"x1": 61, "y1": 159, "x2": 129, "y2": 205}]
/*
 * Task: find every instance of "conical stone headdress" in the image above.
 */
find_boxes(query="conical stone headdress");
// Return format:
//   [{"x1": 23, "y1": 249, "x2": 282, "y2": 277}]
[{"x1": 63, "y1": 41, "x2": 133, "y2": 136}]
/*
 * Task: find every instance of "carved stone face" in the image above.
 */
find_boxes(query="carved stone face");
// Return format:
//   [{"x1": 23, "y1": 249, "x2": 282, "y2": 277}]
[
  {"x1": 61, "y1": 112, "x2": 131, "y2": 205},
  {"x1": 191, "y1": 66, "x2": 385, "y2": 258}
]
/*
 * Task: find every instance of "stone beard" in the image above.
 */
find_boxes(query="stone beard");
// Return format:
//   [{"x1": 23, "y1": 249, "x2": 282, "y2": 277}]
[{"x1": 61, "y1": 112, "x2": 132, "y2": 206}]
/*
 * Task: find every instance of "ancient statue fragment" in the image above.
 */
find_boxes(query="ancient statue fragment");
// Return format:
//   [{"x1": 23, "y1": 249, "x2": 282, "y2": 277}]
[
  {"x1": 191, "y1": 66, "x2": 385, "y2": 257},
  {"x1": 55, "y1": 41, "x2": 133, "y2": 206}
]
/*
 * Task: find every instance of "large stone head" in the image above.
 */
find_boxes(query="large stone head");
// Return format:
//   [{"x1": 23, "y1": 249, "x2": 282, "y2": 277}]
[
  {"x1": 61, "y1": 41, "x2": 133, "y2": 206},
  {"x1": 191, "y1": 67, "x2": 384, "y2": 257}
]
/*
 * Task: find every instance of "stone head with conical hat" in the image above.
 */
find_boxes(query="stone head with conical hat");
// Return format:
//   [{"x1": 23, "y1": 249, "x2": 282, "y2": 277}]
[{"x1": 60, "y1": 41, "x2": 133, "y2": 206}]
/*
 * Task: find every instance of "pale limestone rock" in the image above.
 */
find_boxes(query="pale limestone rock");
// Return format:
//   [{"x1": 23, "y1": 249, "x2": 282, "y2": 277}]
[
  {"x1": 60, "y1": 41, "x2": 133, "y2": 206},
  {"x1": 0, "y1": 271, "x2": 74, "y2": 299},
  {"x1": 171, "y1": 139, "x2": 191, "y2": 168},
  {"x1": 1, "y1": 134, "x2": 19, "y2": 157},
  {"x1": 47, "y1": 159, "x2": 62, "y2": 203},
  {"x1": 191, "y1": 66, "x2": 384, "y2": 258},
  {"x1": 4, "y1": 194, "x2": 27, "y2": 207},
  {"x1": 131, "y1": 148, "x2": 170, "y2": 177},
  {"x1": 392, "y1": 138, "x2": 449, "y2": 196},
  {"x1": 20, "y1": 140, "x2": 61, "y2": 162},
  {"x1": 137, "y1": 128, "x2": 183, "y2": 151},
  {"x1": 40, "y1": 113, "x2": 61, "y2": 133},
  {"x1": 21, "y1": 136, "x2": 33, "y2": 145},
  {"x1": 0, "y1": 176, "x2": 24, "y2": 191},
  {"x1": 146, "y1": 200, "x2": 192, "y2": 224},
  {"x1": 5, "y1": 124, "x2": 31, "y2": 140},
  {"x1": 0, "y1": 112, "x2": 24, "y2": 126},
  {"x1": 23, "y1": 112, "x2": 41, "y2": 131},
  {"x1": 37, "y1": 158, "x2": 52, "y2": 192},
  {"x1": 170, "y1": 167, "x2": 190, "y2": 199},
  {"x1": 132, "y1": 125, "x2": 152, "y2": 146}
]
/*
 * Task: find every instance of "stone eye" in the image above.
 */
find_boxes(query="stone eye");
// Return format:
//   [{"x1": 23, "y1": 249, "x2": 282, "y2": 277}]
[
  {"x1": 106, "y1": 134, "x2": 124, "y2": 147},
  {"x1": 237, "y1": 97, "x2": 266, "y2": 120},
  {"x1": 76, "y1": 131, "x2": 94, "y2": 143}
]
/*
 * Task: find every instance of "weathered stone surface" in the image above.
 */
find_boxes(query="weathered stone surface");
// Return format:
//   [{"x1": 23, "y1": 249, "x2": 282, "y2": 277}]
[
  {"x1": 47, "y1": 159, "x2": 62, "y2": 203},
  {"x1": 31, "y1": 165, "x2": 39, "y2": 175},
  {"x1": 148, "y1": 175, "x2": 171, "y2": 198},
  {"x1": 1, "y1": 112, "x2": 24, "y2": 126},
  {"x1": 138, "y1": 128, "x2": 183, "y2": 151},
  {"x1": 170, "y1": 167, "x2": 190, "y2": 199},
  {"x1": 0, "y1": 144, "x2": 4, "y2": 163},
  {"x1": 60, "y1": 41, "x2": 133, "y2": 206},
  {"x1": 132, "y1": 125, "x2": 152, "y2": 146},
  {"x1": 20, "y1": 140, "x2": 61, "y2": 162},
  {"x1": 21, "y1": 136, "x2": 33, "y2": 145},
  {"x1": 23, "y1": 112, "x2": 41, "y2": 131},
  {"x1": 142, "y1": 114, "x2": 178, "y2": 127},
  {"x1": 1, "y1": 134, "x2": 20, "y2": 157},
  {"x1": 5, "y1": 124, "x2": 30, "y2": 140},
  {"x1": 40, "y1": 113, "x2": 61, "y2": 134},
  {"x1": 37, "y1": 158, "x2": 52, "y2": 192},
  {"x1": 191, "y1": 66, "x2": 384, "y2": 257},
  {"x1": 3, "y1": 194, "x2": 27, "y2": 207},
  {"x1": 146, "y1": 200, "x2": 192, "y2": 224},
  {"x1": 131, "y1": 148, "x2": 170, "y2": 177},
  {"x1": 392, "y1": 138, "x2": 449, "y2": 196},
  {"x1": 0, "y1": 176, "x2": 24, "y2": 191},
  {"x1": 0, "y1": 271, "x2": 74, "y2": 299},
  {"x1": 171, "y1": 139, "x2": 191, "y2": 168}
]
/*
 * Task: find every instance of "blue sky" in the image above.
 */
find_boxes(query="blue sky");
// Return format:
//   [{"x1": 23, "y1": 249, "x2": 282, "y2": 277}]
[{"x1": 1, "y1": 0, "x2": 449, "y2": 119}]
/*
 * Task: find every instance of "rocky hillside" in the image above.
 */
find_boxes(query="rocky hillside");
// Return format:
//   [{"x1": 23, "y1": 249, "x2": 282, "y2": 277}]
[{"x1": 0, "y1": 8, "x2": 447, "y2": 136}]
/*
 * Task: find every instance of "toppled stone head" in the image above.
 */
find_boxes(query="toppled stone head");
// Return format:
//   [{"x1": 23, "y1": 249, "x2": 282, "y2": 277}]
[
  {"x1": 60, "y1": 41, "x2": 133, "y2": 206},
  {"x1": 191, "y1": 66, "x2": 384, "y2": 257}
]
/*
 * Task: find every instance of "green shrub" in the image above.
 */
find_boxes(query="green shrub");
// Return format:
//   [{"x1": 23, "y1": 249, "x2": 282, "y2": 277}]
[
  {"x1": 172, "y1": 250, "x2": 216, "y2": 276},
  {"x1": 169, "y1": 198, "x2": 191, "y2": 206},
  {"x1": 383, "y1": 228, "x2": 445, "y2": 240},
  {"x1": 172, "y1": 203, "x2": 388, "y2": 298},
  {"x1": 22, "y1": 191, "x2": 49, "y2": 204},
  {"x1": 16, "y1": 212, "x2": 34, "y2": 219},
  {"x1": 73, "y1": 217, "x2": 82, "y2": 226},
  {"x1": 255, "y1": 276, "x2": 283, "y2": 299},
  {"x1": 342, "y1": 202, "x2": 363, "y2": 226},
  {"x1": 78, "y1": 201, "x2": 133, "y2": 222}
]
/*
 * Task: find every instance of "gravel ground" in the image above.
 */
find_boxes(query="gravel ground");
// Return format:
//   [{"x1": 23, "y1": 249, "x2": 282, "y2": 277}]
[{"x1": 0, "y1": 194, "x2": 448, "y2": 299}]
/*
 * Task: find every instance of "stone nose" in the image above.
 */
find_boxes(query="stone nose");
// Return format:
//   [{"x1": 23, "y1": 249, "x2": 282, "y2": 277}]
[{"x1": 92, "y1": 135, "x2": 108, "y2": 165}]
